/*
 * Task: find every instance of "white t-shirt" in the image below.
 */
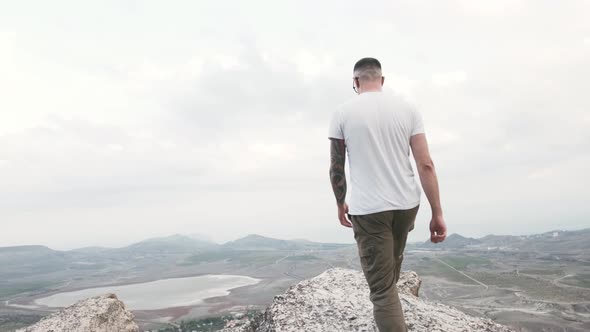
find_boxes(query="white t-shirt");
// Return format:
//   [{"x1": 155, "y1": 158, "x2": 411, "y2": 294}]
[{"x1": 328, "y1": 89, "x2": 424, "y2": 215}]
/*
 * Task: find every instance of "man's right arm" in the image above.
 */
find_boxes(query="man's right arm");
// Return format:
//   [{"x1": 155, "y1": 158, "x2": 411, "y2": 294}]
[{"x1": 410, "y1": 133, "x2": 447, "y2": 243}]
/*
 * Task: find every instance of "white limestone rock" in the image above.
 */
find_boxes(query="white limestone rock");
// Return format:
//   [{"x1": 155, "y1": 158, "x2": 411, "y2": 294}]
[
  {"x1": 16, "y1": 293, "x2": 139, "y2": 332},
  {"x1": 221, "y1": 267, "x2": 516, "y2": 332}
]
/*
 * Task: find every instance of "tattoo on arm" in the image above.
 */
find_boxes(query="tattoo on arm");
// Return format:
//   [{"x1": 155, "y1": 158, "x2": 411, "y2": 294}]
[{"x1": 329, "y1": 138, "x2": 347, "y2": 205}]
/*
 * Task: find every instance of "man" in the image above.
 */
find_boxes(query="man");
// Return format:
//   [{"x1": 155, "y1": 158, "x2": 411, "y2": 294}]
[{"x1": 328, "y1": 57, "x2": 447, "y2": 332}]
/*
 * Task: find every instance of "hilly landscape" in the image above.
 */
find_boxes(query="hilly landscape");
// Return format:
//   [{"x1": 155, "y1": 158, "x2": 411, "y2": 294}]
[{"x1": 1, "y1": 228, "x2": 589, "y2": 331}]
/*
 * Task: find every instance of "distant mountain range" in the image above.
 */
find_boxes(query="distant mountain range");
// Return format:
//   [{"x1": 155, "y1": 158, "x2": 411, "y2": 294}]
[
  {"x1": 221, "y1": 234, "x2": 351, "y2": 251},
  {"x1": 0, "y1": 234, "x2": 351, "y2": 284},
  {"x1": 122, "y1": 234, "x2": 219, "y2": 254},
  {"x1": 3, "y1": 227, "x2": 589, "y2": 260},
  {"x1": 409, "y1": 228, "x2": 590, "y2": 254}
]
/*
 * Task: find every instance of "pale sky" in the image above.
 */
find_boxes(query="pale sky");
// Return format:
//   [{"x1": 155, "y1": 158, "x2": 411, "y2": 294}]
[{"x1": 1, "y1": 0, "x2": 589, "y2": 250}]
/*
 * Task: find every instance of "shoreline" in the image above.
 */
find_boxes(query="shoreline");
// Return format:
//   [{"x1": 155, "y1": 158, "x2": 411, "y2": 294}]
[{"x1": 12, "y1": 273, "x2": 263, "y2": 312}]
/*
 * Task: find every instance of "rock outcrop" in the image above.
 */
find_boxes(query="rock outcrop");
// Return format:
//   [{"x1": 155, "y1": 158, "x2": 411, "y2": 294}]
[
  {"x1": 16, "y1": 293, "x2": 139, "y2": 332},
  {"x1": 221, "y1": 268, "x2": 516, "y2": 332}
]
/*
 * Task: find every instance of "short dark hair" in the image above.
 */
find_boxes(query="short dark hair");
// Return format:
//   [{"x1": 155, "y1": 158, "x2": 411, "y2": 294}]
[
  {"x1": 353, "y1": 57, "x2": 381, "y2": 73},
  {"x1": 353, "y1": 57, "x2": 382, "y2": 81}
]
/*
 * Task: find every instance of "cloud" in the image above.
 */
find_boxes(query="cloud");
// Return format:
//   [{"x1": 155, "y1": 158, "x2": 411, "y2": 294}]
[
  {"x1": 455, "y1": 0, "x2": 525, "y2": 16},
  {"x1": 1, "y1": 0, "x2": 589, "y2": 249},
  {"x1": 431, "y1": 71, "x2": 467, "y2": 87}
]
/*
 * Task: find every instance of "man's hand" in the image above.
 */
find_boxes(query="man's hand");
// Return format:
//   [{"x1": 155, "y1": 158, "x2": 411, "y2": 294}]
[
  {"x1": 430, "y1": 215, "x2": 447, "y2": 243},
  {"x1": 337, "y1": 203, "x2": 352, "y2": 228}
]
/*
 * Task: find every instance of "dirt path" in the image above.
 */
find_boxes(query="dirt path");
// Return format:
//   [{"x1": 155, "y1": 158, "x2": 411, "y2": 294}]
[{"x1": 433, "y1": 257, "x2": 489, "y2": 290}]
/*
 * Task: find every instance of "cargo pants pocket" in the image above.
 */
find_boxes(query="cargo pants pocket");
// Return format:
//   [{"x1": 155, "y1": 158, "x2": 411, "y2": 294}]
[{"x1": 358, "y1": 244, "x2": 376, "y2": 271}]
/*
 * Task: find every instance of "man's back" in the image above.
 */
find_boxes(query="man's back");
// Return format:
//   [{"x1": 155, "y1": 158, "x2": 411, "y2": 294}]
[
  {"x1": 328, "y1": 89, "x2": 424, "y2": 215},
  {"x1": 328, "y1": 57, "x2": 446, "y2": 332}
]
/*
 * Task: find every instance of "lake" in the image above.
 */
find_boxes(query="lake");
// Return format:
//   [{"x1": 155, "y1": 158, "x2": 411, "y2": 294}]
[{"x1": 35, "y1": 274, "x2": 261, "y2": 310}]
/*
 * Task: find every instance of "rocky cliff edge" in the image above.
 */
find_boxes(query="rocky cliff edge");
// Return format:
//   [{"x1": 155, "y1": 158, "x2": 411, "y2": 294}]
[{"x1": 221, "y1": 267, "x2": 516, "y2": 332}]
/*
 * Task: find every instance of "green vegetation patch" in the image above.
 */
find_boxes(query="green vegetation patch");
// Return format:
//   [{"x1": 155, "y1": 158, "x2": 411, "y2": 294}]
[
  {"x1": 284, "y1": 255, "x2": 320, "y2": 261},
  {"x1": 518, "y1": 268, "x2": 562, "y2": 276},
  {"x1": 468, "y1": 271, "x2": 590, "y2": 302},
  {"x1": 559, "y1": 273, "x2": 590, "y2": 289},
  {"x1": 0, "y1": 281, "x2": 56, "y2": 298},
  {"x1": 411, "y1": 257, "x2": 479, "y2": 285},
  {"x1": 183, "y1": 249, "x2": 283, "y2": 266},
  {"x1": 439, "y1": 255, "x2": 491, "y2": 270},
  {"x1": 157, "y1": 310, "x2": 259, "y2": 332},
  {"x1": 0, "y1": 313, "x2": 42, "y2": 332}
]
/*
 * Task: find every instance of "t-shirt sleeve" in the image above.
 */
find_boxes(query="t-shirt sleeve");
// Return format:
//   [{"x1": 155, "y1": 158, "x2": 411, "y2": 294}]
[
  {"x1": 411, "y1": 109, "x2": 425, "y2": 136},
  {"x1": 328, "y1": 109, "x2": 344, "y2": 139}
]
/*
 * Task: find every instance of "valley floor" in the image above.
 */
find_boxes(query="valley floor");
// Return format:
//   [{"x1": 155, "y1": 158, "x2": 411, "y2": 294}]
[{"x1": 2, "y1": 245, "x2": 590, "y2": 332}]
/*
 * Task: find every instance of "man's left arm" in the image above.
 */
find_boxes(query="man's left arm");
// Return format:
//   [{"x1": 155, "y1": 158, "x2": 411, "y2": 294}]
[{"x1": 329, "y1": 138, "x2": 352, "y2": 228}]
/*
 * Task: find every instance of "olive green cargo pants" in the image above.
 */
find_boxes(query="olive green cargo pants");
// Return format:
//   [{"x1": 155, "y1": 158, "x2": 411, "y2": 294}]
[{"x1": 350, "y1": 204, "x2": 419, "y2": 332}]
